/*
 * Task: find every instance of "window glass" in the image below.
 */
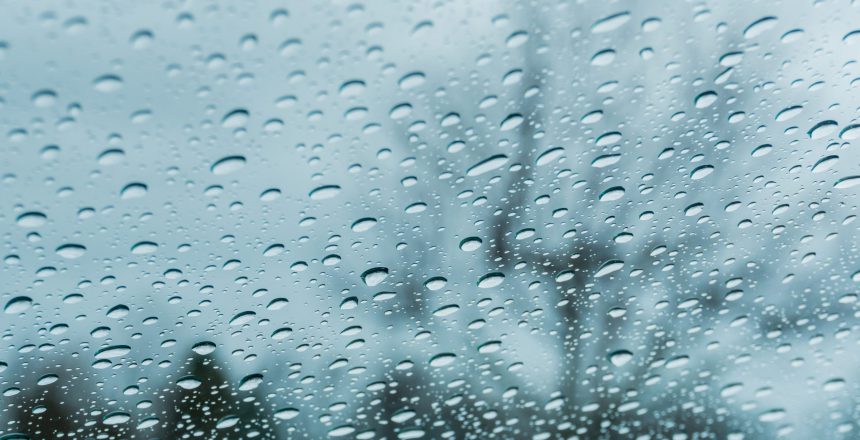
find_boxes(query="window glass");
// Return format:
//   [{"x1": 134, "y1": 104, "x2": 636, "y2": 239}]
[{"x1": 1, "y1": 1, "x2": 860, "y2": 439}]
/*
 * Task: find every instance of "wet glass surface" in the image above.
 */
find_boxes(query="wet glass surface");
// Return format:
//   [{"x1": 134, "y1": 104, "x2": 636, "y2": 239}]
[{"x1": 2, "y1": 1, "x2": 860, "y2": 439}]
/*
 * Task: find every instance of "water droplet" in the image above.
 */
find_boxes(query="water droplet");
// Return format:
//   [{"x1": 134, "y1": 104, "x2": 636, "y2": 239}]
[
  {"x1": 31, "y1": 89, "x2": 57, "y2": 107},
  {"x1": 499, "y1": 114, "x2": 524, "y2": 131},
  {"x1": 130, "y1": 29, "x2": 154, "y2": 49},
  {"x1": 429, "y1": 353, "x2": 457, "y2": 367},
  {"x1": 424, "y1": 277, "x2": 447, "y2": 291},
  {"x1": 103, "y1": 412, "x2": 131, "y2": 425},
  {"x1": 751, "y1": 144, "x2": 772, "y2": 158},
  {"x1": 120, "y1": 182, "x2": 148, "y2": 199},
  {"x1": 176, "y1": 376, "x2": 202, "y2": 390},
  {"x1": 4, "y1": 296, "x2": 32, "y2": 314},
  {"x1": 351, "y1": 217, "x2": 378, "y2": 232},
  {"x1": 478, "y1": 340, "x2": 502, "y2": 354},
  {"x1": 309, "y1": 185, "x2": 342, "y2": 200},
  {"x1": 211, "y1": 155, "x2": 246, "y2": 175},
  {"x1": 595, "y1": 260, "x2": 625, "y2": 277},
  {"x1": 16, "y1": 212, "x2": 46, "y2": 228},
  {"x1": 535, "y1": 147, "x2": 565, "y2": 166},
  {"x1": 221, "y1": 109, "x2": 249, "y2": 128},
  {"x1": 839, "y1": 124, "x2": 860, "y2": 140},
  {"x1": 361, "y1": 267, "x2": 389, "y2": 287},
  {"x1": 690, "y1": 165, "x2": 714, "y2": 180},
  {"x1": 505, "y1": 30, "x2": 529, "y2": 48},
  {"x1": 743, "y1": 16, "x2": 778, "y2": 39},
  {"x1": 775, "y1": 105, "x2": 802, "y2": 122},
  {"x1": 93, "y1": 74, "x2": 123, "y2": 92},
  {"x1": 808, "y1": 120, "x2": 838, "y2": 139},
  {"x1": 609, "y1": 349, "x2": 633, "y2": 366},
  {"x1": 191, "y1": 341, "x2": 216, "y2": 355},
  {"x1": 590, "y1": 49, "x2": 616, "y2": 66},
  {"x1": 812, "y1": 155, "x2": 839, "y2": 173},
  {"x1": 94, "y1": 344, "x2": 131, "y2": 359},
  {"x1": 131, "y1": 241, "x2": 158, "y2": 254},
  {"x1": 460, "y1": 237, "x2": 483, "y2": 251},
  {"x1": 694, "y1": 91, "x2": 718, "y2": 108},
  {"x1": 339, "y1": 79, "x2": 366, "y2": 97},
  {"x1": 467, "y1": 155, "x2": 509, "y2": 177},
  {"x1": 599, "y1": 186, "x2": 625, "y2": 201},
  {"x1": 36, "y1": 374, "x2": 59, "y2": 386},
  {"x1": 238, "y1": 373, "x2": 263, "y2": 391},
  {"x1": 477, "y1": 272, "x2": 505, "y2": 288},
  {"x1": 591, "y1": 12, "x2": 631, "y2": 33},
  {"x1": 263, "y1": 244, "x2": 285, "y2": 257},
  {"x1": 398, "y1": 72, "x2": 425, "y2": 90},
  {"x1": 56, "y1": 244, "x2": 86, "y2": 259},
  {"x1": 592, "y1": 154, "x2": 621, "y2": 168},
  {"x1": 835, "y1": 176, "x2": 860, "y2": 189},
  {"x1": 274, "y1": 408, "x2": 300, "y2": 420}
]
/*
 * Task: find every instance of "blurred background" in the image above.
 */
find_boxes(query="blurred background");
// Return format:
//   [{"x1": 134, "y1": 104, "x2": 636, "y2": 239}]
[{"x1": 1, "y1": 0, "x2": 860, "y2": 439}]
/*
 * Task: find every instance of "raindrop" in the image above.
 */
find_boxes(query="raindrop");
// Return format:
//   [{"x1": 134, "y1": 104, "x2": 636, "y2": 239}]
[
  {"x1": 93, "y1": 74, "x2": 123, "y2": 92},
  {"x1": 477, "y1": 272, "x2": 505, "y2": 288},
  {"x1": 211, "y1": 155, "x2": 246, "y2": 175},
  {"x1": 595, "y1": 260, "x2": 625, "y2": 277},
  {"x1": 591, "y1": 12, "x2": 631, "y2": 33},
  {"x1": 467, "y1": 154, "x2": 509, "y2": 176},
  {"x1": 131, "y1": 241, "x2": 158, "y2": 254},
  {"x1": 743, "y1": 16, "x2": 778, "y2": 39},
  {"x1": 120, "y1": 182, "x2": 148, "y2": 199},
  {"x1": 16, "y1": 212, "x2": 47, "y2": 228},
  {"x1": 56, "y1": 244, "x2": 86, "y2": 259},
  {"x1": 309, "y1": 185, "x2": 342, "y2": 200},
  {"x1": 361, "y1": 267, "x2": 389, "y2": 287},
  {"x1": 694, "y1": 91, "x2": 718, "y2": 108},
  {"x1": 499, "y1": 114, "x2": 524, "y2": 131},
  {"x1": 808, "y1": 120, "x2": 838, "y2": 139},
  {"x1": 398, "y1": 72, "x2": 425, "y2": 90},
  {"x1": 351, "y1": 217, "x2": 378, "y2": 232},
  {"x1": 609, "y1": 349, "x2": 633, "y2": 366},
  {"x1": 429, "y1": 353, "x2": 457, "y2": 367},
  {"x1": 4, "y1": 296, "x2": 32, "y2": 314},
  {"x1": 221, "y1": 109, "x2": 249, "y2": 128},
  {"x1": 460, "y1": 237, "x2": 482, "y2": 251}
]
